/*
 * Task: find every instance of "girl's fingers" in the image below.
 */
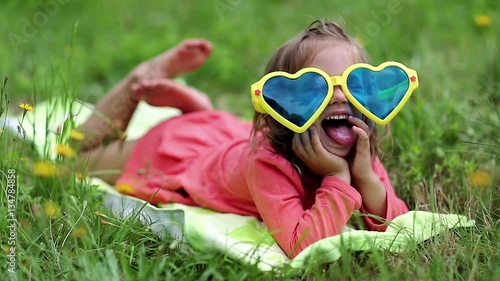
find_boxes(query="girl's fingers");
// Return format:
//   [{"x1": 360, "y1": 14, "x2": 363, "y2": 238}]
[
  {"x1": 352, "y1": 126, "x2": 370, "y2": 151},
  {"x1": 300, "y1": 129, "x2": 315, "y2": 155},
  {"x1": 348, "y1": 116, "x2": 371, "y2": 136},
  {"x1": 309, "y1": 126, "x2": 323, "y2": 153},
  {"x1": 353, "y1": 126, "x2": 369, "y2": 140},
  {"x1": 292, "y1": 133, "x2": 306, "y2": 157}
]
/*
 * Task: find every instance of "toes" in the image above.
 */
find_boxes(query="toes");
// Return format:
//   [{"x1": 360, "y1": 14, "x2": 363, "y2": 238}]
[
  {"x1": 194, "y1": 39, "x2": 213, "y2": 54},
  {"x1": 180, "y1": 39, "x2": 213, "y2": 56}
]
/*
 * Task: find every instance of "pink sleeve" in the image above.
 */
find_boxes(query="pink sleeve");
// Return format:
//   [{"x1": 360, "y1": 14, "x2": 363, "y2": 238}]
[
  {"x1": 247, "y1": 157, "x2": 362, "y2": 258},
  {"x1": 360, "y1": 157, "x2": 409, "y2": 231}
]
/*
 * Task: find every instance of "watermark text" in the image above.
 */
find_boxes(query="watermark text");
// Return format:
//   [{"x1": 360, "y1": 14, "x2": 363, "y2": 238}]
[{"x1": 4, "y1": 168, "x2": 17, "y2": 274}]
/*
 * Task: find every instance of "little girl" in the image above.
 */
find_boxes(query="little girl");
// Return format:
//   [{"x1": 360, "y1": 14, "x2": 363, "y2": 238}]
[{"x1": 80, "y1": 20, "x2": 409, "y2": 258}]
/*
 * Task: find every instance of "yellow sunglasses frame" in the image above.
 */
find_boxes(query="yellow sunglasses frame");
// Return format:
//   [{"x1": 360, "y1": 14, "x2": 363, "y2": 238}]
[{"x1": 251, "y1": 61, "x2": 419, "y2": 133}]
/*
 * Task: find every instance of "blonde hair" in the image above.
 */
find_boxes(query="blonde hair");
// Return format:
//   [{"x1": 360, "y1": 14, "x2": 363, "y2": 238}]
[{"x1": 250, "y1": 19, "x2": 388, "y2": 172}]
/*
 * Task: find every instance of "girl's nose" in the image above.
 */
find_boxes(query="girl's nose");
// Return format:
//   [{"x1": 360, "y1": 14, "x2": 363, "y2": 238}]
[{"x1": 329, "y1": 86, "x2": 348, "y2": 104}]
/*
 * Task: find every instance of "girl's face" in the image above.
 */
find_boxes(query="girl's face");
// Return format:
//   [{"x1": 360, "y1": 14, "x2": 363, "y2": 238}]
[{"x1": 304, "y1": 44, "x2": 364, "y2": 157}]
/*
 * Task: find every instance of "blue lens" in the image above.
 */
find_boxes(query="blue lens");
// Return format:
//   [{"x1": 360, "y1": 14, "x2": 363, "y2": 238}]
[
  {"x1": 346, "y1": 66, "x2": 409, "y2": 119},
  {"x1": 263, "y1": 73, "x2": 329, "y2": 127}
]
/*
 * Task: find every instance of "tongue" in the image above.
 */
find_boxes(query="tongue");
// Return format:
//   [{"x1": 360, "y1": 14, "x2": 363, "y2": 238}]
[{"x1": 324, "y1": 125, "x2": 354, "y2": 145}]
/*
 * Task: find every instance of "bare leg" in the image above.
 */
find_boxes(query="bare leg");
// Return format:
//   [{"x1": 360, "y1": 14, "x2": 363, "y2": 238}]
[
  {"x1": 79, "y1": 39, "x2": 213, "y2": 151},
  {"x1": 78, "y1": 73, "x2": 139, "y2": 151},
  {"x1": 80, "y1": 79, "x2": 214, "y2": 184},
  {"x1": 81, "y1": 140, "x2": 137, "y2": 184},
  {"x1": 78, "y1": 39, "x2": 213, "y2": 184}
]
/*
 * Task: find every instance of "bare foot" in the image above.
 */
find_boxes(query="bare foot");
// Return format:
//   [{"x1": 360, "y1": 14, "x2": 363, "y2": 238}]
[
  {"x1": 137, "y1": 39, "x2": 213, "y2": 80},
  {"x1": 131, "y1": 78, "x2": 214, "y2": 113}
]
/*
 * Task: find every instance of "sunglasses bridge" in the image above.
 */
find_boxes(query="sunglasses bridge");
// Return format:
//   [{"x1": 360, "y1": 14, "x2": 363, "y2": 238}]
[{"x1": 330, "y1": 76, "x2": 345, "y2": 87}]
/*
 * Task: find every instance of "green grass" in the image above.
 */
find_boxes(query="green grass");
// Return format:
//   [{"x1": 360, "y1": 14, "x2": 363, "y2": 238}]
[{"x1": 1, "y1": 0, "x2": 499, "y2": 280}]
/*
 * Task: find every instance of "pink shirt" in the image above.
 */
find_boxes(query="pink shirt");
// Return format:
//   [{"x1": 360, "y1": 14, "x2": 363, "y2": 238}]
[{"x1": 116, "y1": 111, "x2": 409, "y2": 258}]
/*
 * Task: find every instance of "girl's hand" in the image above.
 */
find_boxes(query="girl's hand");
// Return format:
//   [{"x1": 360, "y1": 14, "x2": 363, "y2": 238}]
[
  {"x1": 348, "y1": 116, "x2": 388, "y2": 216},
  {"x1": 292, "y1": 126, "x2": 350, "y2": 183},
  {"x1": 348, "y1": 116, "x2": 377, "y2": 185}
]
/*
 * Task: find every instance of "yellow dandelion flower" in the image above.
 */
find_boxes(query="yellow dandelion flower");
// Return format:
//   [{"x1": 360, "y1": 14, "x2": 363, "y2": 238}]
[
  {"x1": 43, "y1": 202, "x2": 60, "y2": 218},
  {"x1": 70, "y1": 130, "x2": 85, "y2": 141},
  {"x1": 75, "y1": 172, "x2": 86, "y2": 180},
  {"x1": 469, "y1": 170, "x2": 492, "y2": 188},
  {"x1": 33, "y1": 161, "x2": 57, "y2": 177},
  {"x1": 19, "y1": 103, "x2": 35, "y2": 111},
  {"x1": 475, "y1": 15, "x2": 491, "y2": 27},
  {"x1": 72, "y1": 227, "x2": 87, "y2": 238},
  {"x1": 116, "y1": 183, "x2": 135, "y2": 195},
  {"x1": 56, "y1": 144, "x2": 76, "y2": 158}
]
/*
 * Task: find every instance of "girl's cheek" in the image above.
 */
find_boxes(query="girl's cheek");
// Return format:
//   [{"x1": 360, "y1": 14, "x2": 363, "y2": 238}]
[{"x1": 348, "y1": 104, "x2": 364, "y2": 119}]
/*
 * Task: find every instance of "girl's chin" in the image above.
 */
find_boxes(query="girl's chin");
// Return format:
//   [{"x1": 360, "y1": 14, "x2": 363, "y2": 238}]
[{"x1": 324, "y1": 145, "x2": 351, "y2": 158}]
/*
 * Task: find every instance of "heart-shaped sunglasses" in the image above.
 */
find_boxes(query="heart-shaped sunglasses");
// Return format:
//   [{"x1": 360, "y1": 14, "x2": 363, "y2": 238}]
[{"x1": 250, "y1": 61, "x2": 419, "y2": 133}]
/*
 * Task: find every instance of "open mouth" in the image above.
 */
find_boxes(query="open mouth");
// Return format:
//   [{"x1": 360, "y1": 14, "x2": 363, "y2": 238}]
[{"x1": 321, "y1": 114, "x2": 355, "y2": 146}]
